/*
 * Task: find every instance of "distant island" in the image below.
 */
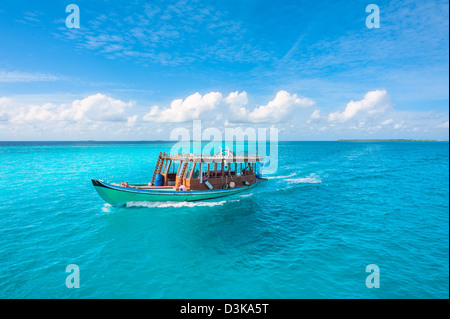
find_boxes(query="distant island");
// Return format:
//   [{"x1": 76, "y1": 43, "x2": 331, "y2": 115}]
[{"x1": 337, "y1": 139, "x2": 441, "y2": 142}]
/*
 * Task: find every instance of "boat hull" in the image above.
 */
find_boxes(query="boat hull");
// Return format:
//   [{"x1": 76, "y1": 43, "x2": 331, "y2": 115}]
[{"x1": 92, "y1": 179, "x2": 264, "y2": 206}]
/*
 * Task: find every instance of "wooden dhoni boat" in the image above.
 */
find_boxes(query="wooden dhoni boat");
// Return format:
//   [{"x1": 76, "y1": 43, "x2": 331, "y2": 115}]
[{"x1": 92, "y1": 149, "x2": 267, "y2": 206}]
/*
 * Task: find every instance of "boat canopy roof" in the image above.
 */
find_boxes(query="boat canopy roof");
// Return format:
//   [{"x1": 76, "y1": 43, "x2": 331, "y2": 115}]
[{"x1": 159, "y1": 151, "x2": 263, "y2": 163}]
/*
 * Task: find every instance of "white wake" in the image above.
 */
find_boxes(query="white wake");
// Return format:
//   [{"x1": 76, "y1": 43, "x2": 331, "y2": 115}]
[
  {"x1": 125, "y1": 201, "x2": 227, "y2": 208},
  {"x1": 285, "y1": 174, "x2": 322, "y2": 184}
]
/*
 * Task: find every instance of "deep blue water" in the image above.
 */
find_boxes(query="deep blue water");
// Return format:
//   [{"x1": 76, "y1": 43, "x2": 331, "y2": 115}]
[{"x1": 0, "y1": 141, "x2": 448, "y2": 298}]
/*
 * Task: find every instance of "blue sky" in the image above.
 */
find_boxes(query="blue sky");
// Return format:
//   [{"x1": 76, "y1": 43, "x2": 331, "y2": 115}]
[{"x1": 0, "y1": 0, "x2": 448, "y2": 140}]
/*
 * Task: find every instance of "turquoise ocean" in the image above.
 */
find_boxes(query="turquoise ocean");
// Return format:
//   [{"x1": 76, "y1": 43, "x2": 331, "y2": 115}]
[{"x1": 0, "y1": 141, "x2": 448, "y2": 298}]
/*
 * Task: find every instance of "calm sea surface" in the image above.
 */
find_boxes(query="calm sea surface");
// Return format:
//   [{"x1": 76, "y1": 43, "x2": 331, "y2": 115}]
[{"x1": 0, "y1": 141, "x2": 448, "y2": 298}]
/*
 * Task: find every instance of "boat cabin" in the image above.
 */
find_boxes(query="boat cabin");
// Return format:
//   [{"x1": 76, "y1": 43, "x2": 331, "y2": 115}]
[{"x1": 151, "y1": 150, "x2": 263, "y2": 191}]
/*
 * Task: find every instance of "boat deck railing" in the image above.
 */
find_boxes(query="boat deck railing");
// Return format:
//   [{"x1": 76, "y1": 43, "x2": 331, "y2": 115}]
[{"x1": 160, "y1": 152, "x2": 263, "y2": 162}]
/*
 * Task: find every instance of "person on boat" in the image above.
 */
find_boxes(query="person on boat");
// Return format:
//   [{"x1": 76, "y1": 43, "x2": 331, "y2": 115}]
[{"x1": 242, "y1": 164, "x2": 252, "y2": 175}]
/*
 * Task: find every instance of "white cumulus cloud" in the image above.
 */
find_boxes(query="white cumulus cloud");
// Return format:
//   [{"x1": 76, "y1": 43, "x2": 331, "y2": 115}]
[
  {"x1": 143, "y1": 92, "x2": 223, "y2": 122},
  {"x1": 143, "y1": 91, "x2": 314, "y2": 123},
  {"x1": 9, "y1": 93, "x2": 133, "y2": 124},
  {"x1": 143, "y1": 90, "x2": 315, "y2": 123},
  {"x1": 225, "y1": 91, "x2": 248, "y2": 106},
  {"x1": 227, "y1": 91, "x2": 250, "y2": 121},
  {"x1": 328, "y1": 89, "x2": 391, "y2": 122},
  {"x1": 60, "y1": 93, "x2": 133, "y2": 122},
  {"x1": 246, "y1": 90, "x2": 315, "y2": 123}
]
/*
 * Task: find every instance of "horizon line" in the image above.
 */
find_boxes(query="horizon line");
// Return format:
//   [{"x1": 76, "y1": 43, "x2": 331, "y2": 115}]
[{"x1": 0, "y1": 139, "x2": 447, "y2": 143}]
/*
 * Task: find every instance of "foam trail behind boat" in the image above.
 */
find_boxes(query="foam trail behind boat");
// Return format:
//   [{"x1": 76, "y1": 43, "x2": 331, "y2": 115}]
[
  {"x1": 286, "y1": 174, "x2": 322, "y2": 184},
  {"x1": 126, "y1": 201, "x2": 228, "y2": 208},
  {"x1": 266, "y1": 172, "x2": 296, "y2": 179}
]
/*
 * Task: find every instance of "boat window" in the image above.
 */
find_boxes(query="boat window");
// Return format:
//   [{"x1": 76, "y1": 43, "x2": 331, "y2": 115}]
[
  {"x1": 175, "y1": 160, "x2": 184, "y2": 174},
  {"x1": 201, "y1": 162, "x2": 209, "y2": 182},
  {"x1": 192, "y1": 163, "x2": 198, "y2": 179},
  {"x1": 215, "y1": 162, "x2": 221, "y2": 177},
  {"x1": 177, "y1": 161, "x2": 186, "y2": 177},
  {"x1": 206, "y1": 163, "x2": 211, "y2": 177},
  {"x1": 163, "y1": 160, "x2": 171, "y2": 174},
  {"x1": 192, "y1": 163, "x2": 200, "y2": 179},
  {"x1": 211, "y1": 162, "x2": 218, "y2": 177},
  {"x1": 162, "y1": 160, "x2": 168, "y2": 174},
  {"x1": 200, "y1": 162, "x2": 208, "y2": 180},
  {"x1": 232, "y1": 162, "x2": 237, "y2": 175},
  {"x1": 184, "y1": 162, "x2": 193, "y2": 179},
  {"x1": 171, "y1": 162, "x2": 177, "y2": 174}
]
